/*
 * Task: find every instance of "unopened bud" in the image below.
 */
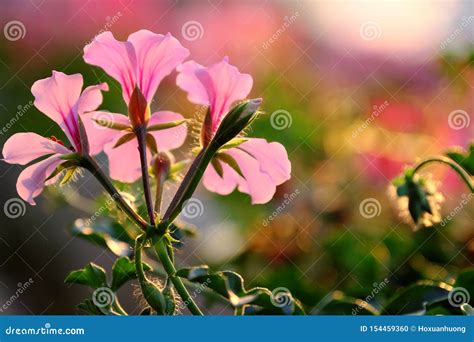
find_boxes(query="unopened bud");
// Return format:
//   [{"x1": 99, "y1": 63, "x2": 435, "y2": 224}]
[
  {"x1": 128, "y1": 86, "x2": 151, "y2": 129},
  {"x1": 210, "y1": 98, "x2": 262, "y2": 147}
]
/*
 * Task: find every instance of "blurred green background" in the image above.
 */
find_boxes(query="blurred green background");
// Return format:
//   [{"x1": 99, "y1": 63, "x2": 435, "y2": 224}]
[{"x1": 0, "y1": 0, "x2": 472, "y2": 314}]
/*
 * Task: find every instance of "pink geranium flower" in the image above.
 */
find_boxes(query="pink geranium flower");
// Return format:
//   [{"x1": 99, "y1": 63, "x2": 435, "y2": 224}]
[
  {"x1": 2, "y1": 71, "x2": 109, "y2": 204},
  {"x1": 176, "y1": 58, "x2": 291, "y2": 204},
  {"x1": 83, "y1": 30, "x2": 189, "y2": 182}
]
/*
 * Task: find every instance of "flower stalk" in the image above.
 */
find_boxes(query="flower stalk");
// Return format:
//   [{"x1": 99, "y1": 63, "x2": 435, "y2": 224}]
[
  {"x1": 412, "y1": 156, "x2": 473, "y2": 192},
  {"x1": 79, "y1": 155, "x2": 148, "y2": 230},
  {"x1": 154, "y1": 236, "x2": 203, "y2": 315}
]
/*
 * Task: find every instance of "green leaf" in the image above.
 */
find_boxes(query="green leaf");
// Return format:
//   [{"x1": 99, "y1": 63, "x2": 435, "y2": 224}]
[
  {"x1": 111, "y1": 256, "x2": 152, "y2": 291},
  {"x1": 113, "y1": 132, "x2": 136, "y2": 148},
  {"x1": 70, "y1": 218, "x2": 138, "y2": 256},
  {"x1": 76, "y1": 299, "x2": 106, "y2": 315},
  {"x1": 446, "y1": 144, "x2": 474, "y2": 175},
  {"x1": 220, "y1": 138, "x2": 248, "y2": 150},
  {"x1": 381, "y1": 280, "x2": 452, "y2": 315},
  {"x1": 313, "y1": 291, "x2": 379, "y2": 315},
  {"x1": 147, "y1": 119, "x2": 187, "y2": 132},
  {"x1": 176, "y1": 265, "x2": 305, "y2": 315},
  {"x1": 461, "y1": 303, "x2": 473, "y2": 316},
  {"x1": 454, "y1": 268, "x2": 474, "y2": 305},
  {"x1": 215, "y1": 152, "x2": 245, "y2": 178},
  {"x1": 65, "y1": 263, "x2": 107, "y2": 289},
  {"x1": 146, "y1": 133, "x2": 158, "y2": 154},
  {"x1": 211, "y1": 158, "x2": 224, "y2": 178}
]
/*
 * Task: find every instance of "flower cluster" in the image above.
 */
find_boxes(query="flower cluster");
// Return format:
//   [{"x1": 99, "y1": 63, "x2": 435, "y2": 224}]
[{"x1": 2, "y1": 30, "x2": 291, "y2": 207}]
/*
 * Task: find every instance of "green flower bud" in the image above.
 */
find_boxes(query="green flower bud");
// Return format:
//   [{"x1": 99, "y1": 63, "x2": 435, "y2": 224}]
[{"x1": 211, "y1": 98, "x2": 262, "y2": 147}]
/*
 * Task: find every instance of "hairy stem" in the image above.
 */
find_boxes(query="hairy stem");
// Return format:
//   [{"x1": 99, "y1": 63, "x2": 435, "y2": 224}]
[
  {"x1": 80, "y1": 155, "x2": 148, "y2": 230},
  {"x1": 136, "y1": 127, "x2": 156, "y2": 226},
  {"x1": 413, "y1": 156, "x2": 473, "y2": 192},
  {"x1": 154, "y1": 237, "x2": 203, "y2": 315}
]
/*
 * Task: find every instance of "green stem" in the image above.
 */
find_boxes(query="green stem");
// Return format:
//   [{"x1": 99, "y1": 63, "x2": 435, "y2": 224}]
[
  {"x1": 112, "y1": 298, "x2": 128, "y2": 316},
  {"x1": 134, "y1": 236, "x2": 148, "y2": 287},
  {"x1": 80, "y1": 155, "x2": 148, "y2": 230},
  {"x1": 160, "y1": 142, "x2": 218, "y2": 230},
  {"x1": 136, "y1": 127, "x2": 156, "y2": 226},
  {"x1": 154, "y1": 237, "x2": 203, "y2": 315},
  {"x1": 412, "y1": 156, "x2": 473, "y2": 192}
]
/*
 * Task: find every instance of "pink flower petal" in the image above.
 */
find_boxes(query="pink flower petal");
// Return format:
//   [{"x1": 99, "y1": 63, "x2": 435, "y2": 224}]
[
  {"x1": 32, "y1": 71, "x2": 84, "y2": 150},
  {"x1": 84, "y1": 31, "x2": 137, "y2": 103},
  {"x1": 176, "y1": 58, "x2": 253, "y2": 133},
  {"x1": 16, "y1": 154, "x2": 64, "y2": 205},
  {"x1": 81, "y1": 111, "x2": 130, "y2": 156},
  {"x1": 104, "y1": 135, "x2": 151, "y2": 183},
  {"x1": 148, "y1": 111, "x2": 187, "y2": 151},
  {"x1": 2, "y1": 132, "x2": 71, "y2": 165},
  {"x1": 74, "y1": 83, "x2": 109, "y2": 116},
  {"x1": 202, "y1": 139, "x2": 291, "y2": 204},
  {"x1": 128, "y1": 30, "x2": 189, "y2": 103},
  {"x1": 238, "y1": 138, "x2": 291, "y2": 184}
]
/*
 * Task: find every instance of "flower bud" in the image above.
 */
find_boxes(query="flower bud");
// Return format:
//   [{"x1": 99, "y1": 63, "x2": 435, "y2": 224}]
[
  {"x1": 142, "y1": 282, "x2": 166, "y2": 315},
  {"x1": 128, "y1": 86, "x2": 151, "y2": 129},
  {"x1": 211, "y1": 98, "x2": 262, "y2": 147},
  {"x1": 152, "y1": 152, "x2": 173, "y2": 185},
  {"x1": 391, "y1": 171, "x2": 444, "y2": 229}
]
